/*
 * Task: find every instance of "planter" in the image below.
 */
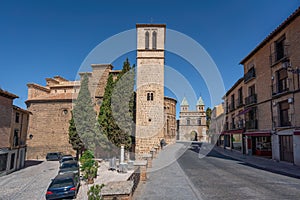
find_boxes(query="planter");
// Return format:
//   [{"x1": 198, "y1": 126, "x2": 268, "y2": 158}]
[{"x1": 87, "y1": 178, "x2": 94, "y2": 184}]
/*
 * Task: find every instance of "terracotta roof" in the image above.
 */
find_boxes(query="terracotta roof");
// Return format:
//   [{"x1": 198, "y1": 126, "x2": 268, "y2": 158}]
[
  {"x1": 225, "y1": 77, "x2": 244, "y2": 97},
  {"x1": 53, "y1": 75, "x2": 68, "y2": 82},
  {"x1": 91, "y1": 64, "x2": 114, "y2": 69},
  {"x1": 27, "y1": 83, "x2": 50, "y2": 92},
  {"x1": 13, "y1": 105, "x2": 32, "y2": 114},
  {"x1": 0, "y1": 89, "x2": 19, "y2": 99},
  {"x1": 26, "y1": 92, "x2": 77, "y2": 101},
  {"x1": 240, "y1": 6, "x2": 300, "y2": 64},
  {"x1": 164, "y1": 96, "x2": 177, "y2": 103}
]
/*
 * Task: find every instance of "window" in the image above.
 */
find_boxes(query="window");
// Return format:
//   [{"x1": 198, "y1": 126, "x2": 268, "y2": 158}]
[
  {"x1": 238, "y1": 88, "x2": 243, "y2": 106},
  {"x1": 279, "y1": 100, "x2": 290, "y2": 127},
  {"x1": 15, "y1": 112, "x2": 20, "y2": 123},
  {"x1": 245, "y1": 85, "x2": 256, "y2": 105},
  {"x1": 230, "y1": 94, "x2": 235, "y2": 111},
  {"x1": 197, "y1": 118, "x2": 201, "y2": 125},
  {"x1": 10, "y1": 153, "x2": 15, "y2": 170},
  {"x1": 0, "y1": 154, "x2": 8, "y2": 172},
  {"x1": 187, "y1": 118, "x2": 190, "y2": 125},
  {"x1": 13, "y1": 130, "x2": 19, "y2": 147},
  {"x1": 231, "y1": 117, "x2": 235, "y2": 129},
  {"x1": 152, "y1": 31, "x2": 157, "y2": 49},
  {"x1": 145, "y1": 31, "x2": 149, "y2": 49},
  {"x1": 244, "y1": 67, "x2": 256, "y2": 82},
  {"x1": 249, "y1": 85, "x2": 255, "y2": 96},
  {"x1": 245, "y1": 107, "x2": 257, "y2": 129},
  {"x1": 147, "y1": 92, "x2": 154, "y2": 101},
  {"x1": 275, "y1": 37, "x2": 285, "y2": 61},
  {"x1": 277, "y1": 68, "x2": 288, "y2": 93}
]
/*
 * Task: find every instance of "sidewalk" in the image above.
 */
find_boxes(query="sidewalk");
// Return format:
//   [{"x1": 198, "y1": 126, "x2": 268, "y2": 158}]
[
  {"x1": 213, "y1": 145, "x2": 300, "y2": 179},
  {"x1": 133, "y1": 142, "x2": 203, "y2": 200}
]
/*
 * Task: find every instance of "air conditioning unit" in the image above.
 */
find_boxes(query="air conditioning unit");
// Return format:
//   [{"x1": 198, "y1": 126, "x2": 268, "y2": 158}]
[{"x1": 288, "y1": 97, "x2": 294, "y2": 104}]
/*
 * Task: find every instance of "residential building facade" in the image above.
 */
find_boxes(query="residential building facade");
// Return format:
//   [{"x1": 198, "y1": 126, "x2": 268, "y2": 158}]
[
  {"x1": 223, "y1": 7, "x2": 300, "y2": 165},
  {"x1": 208, "y1": 103, "x2": 225, "y2": 145},
  {"x1": 0, "y1": 89, "x2": 31, "y2": 176},
  {"x1": 222, "y1": 78, "x2": 247, "y2": 153}
]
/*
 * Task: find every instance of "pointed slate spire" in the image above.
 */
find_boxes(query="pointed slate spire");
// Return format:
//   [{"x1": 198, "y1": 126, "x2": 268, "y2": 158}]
[
  {"x1": 196, "y1": 96, "x2": 204, "y2": 106},
  {"x1": 181, "y1": 97, "x2": 189, "y2": 106}
]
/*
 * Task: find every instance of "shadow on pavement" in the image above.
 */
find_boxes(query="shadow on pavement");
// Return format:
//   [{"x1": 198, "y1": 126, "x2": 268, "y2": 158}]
[
  {"x1": 24, "y1": 160, "x2": 43, "y2": 169},
  {"x1": 199, "y1": 145, "x2": 300, "y2": 180}
]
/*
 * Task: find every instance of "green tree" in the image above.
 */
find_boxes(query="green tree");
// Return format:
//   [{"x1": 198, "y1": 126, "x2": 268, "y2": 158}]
[
  {"x1": 99, "y1": 58, "x2": 135, "y2": 151},
  {"x1": 68, "y1": 111, "x2": 84, "y2": 160},
  {"x1": 73, "y1": 73, "x2": 109, "y2": 154},
  {"x1": 88, "y1": 184, "x2": 105, "y2": 200},
  {"x1": 206, "y1": 107, "x2": 212, "y2": 129}
]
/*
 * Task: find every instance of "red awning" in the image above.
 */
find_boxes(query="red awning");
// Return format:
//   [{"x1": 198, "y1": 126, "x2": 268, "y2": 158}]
[
  {"x1": 294, "y1": 130, "x2": 300, "y2": 135},
  {"x1": 222, "y1": 129, "x2": 243, "y2": 135},
  {"x1": 244, "y1": 132, "x2": 271, "y2": 137}
]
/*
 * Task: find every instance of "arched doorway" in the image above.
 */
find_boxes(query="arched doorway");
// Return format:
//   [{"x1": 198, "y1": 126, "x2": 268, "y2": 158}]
[{"x1": 190, "y1": 131, "x2": 198, "y2": 141}]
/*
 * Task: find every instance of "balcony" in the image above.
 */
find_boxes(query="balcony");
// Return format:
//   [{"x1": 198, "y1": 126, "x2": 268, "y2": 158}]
[
  {"x1": 237, "y1": 120, "x2": 244, "y2": 129},
  {"x1": 245, "y1": 94, "x2": 257, "y2": 106},
  {"x1": 228, "y1": 103, "x2": 235, "y2": 112},
  {"x1": 245, "y1": 119, "x2": 258, "y2": 129},
  {"x1": 244, "y1": 67, "x2": 256, "y2": 82},
  {"x1": 272, "y1": 79, "x2": 290, "y2": 96},
  {"x1": 230, "y1": 123, "x2": 236, "y2": 130},
  {"x1": 269, "y1": 46, "x2": 289, "y2": 66},
  {"x1": 223, "y1": 123, "x2": 229, "y2": 131},
  {"x1": 236, "y1": 98, "x2": 244, "y2": 108}
]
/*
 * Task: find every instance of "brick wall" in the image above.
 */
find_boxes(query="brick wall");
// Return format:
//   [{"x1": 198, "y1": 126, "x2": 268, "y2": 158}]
[
  {"x1": 0, "y1": 96, "x2": 13, "y2": 148},
  {"x1": 26, "y1": 101, "x2": 74, "y2": 159}
]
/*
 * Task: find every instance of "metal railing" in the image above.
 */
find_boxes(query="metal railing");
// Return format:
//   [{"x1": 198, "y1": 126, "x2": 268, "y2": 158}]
[
  {"x1": 269, "y1": 46, "x2": 289, "y2": 66},
  {"x1": 245, "y1": 119, "x2": 258, "y2": 129},
  {"x1": 245, "y1": 94, "x2": 257, "y2": 105}
]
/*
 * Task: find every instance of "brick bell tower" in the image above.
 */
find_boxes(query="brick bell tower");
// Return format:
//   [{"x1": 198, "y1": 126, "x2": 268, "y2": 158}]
[{"x1": 135, "y1": 24, "x2": 166, "y2": 157}]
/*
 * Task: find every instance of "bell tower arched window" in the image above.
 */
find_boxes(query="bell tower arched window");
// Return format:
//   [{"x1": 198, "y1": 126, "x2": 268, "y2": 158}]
[
  {"x1": 145, "y1": 31, "x2": 149, "y2": 49},
  {"x1": 152, "y1": 31, "x2": 157, "y2": 49}
]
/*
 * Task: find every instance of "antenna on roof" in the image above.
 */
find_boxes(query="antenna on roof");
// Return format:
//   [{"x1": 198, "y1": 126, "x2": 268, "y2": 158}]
[{"x1": 150, "y1": 17, "x2": 153, "y2": 23}]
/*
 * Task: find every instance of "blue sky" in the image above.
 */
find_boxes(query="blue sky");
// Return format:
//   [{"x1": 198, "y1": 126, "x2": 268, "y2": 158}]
[{"x1": 0, "y1": 0, "x2": 299, "y2": 117}]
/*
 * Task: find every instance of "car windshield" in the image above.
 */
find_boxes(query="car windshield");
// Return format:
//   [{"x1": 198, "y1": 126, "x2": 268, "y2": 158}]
[
  {"x1": 61, "y1": 163, "x2": 78, "y2": 169},
  {"x1": 62, "y1": 157, "x2": 73, "y2": 162},
  {"x1": 50, "y1": 178, "x2": 74, "y2": 188}
]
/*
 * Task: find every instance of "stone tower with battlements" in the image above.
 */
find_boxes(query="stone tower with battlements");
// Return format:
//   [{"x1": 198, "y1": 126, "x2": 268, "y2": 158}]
[{"x1": 135, "y1": 24, "x2": 166, "y2": 157}]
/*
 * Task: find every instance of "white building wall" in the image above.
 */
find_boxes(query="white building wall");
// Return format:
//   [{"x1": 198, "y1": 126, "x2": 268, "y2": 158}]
[{"x1": 294, "y1": 135, "x2": 300, "y2": 166}]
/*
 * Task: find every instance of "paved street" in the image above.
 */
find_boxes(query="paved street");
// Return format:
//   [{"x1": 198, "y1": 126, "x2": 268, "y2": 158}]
[
  {"x1": 0, "y1": 160, "x2": 59, "y2": 200},
  {"x1": 134, "y1": 142, "x2": 300, "y2": 200},
  {"x1": 179, "y1": 143, "x2": 300, "y2": 200}
]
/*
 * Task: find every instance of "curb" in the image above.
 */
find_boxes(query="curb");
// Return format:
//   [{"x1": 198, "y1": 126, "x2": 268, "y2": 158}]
[{"x1": 213, "y1": 146, "x2": 300, "y2": 179}]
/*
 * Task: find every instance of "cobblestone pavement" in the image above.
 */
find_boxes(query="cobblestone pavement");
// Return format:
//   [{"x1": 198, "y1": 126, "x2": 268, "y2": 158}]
[{"x1": 0, "y1": 160, "x2": 59, "y2": 200}]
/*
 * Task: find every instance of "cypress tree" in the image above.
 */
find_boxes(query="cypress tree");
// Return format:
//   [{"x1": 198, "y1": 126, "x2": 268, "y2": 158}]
[
  {"x1": 73, "y1": 73, "x2": 109, "y2": 154},
  {"x1": 68, "y1": 111, "x2": 84, "y2": 160},
  {"x1": 99, "y1": 58, "x2": 135, "y2": 151}
]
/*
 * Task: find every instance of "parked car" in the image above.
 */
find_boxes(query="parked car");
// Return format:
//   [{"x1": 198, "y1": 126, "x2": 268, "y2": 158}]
[
  {"x1": 59, "y1": 160, "x2": 80, "y2": 176},
  {"x1": 45, "y1": 172, "x2": 80, "y2": 200},
  {"x1": 59, "y1": 155, "x2": 75, "y2": 165},
  {"x1": 46, "y1": 152, "x2": 62, "y2": 161}
]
